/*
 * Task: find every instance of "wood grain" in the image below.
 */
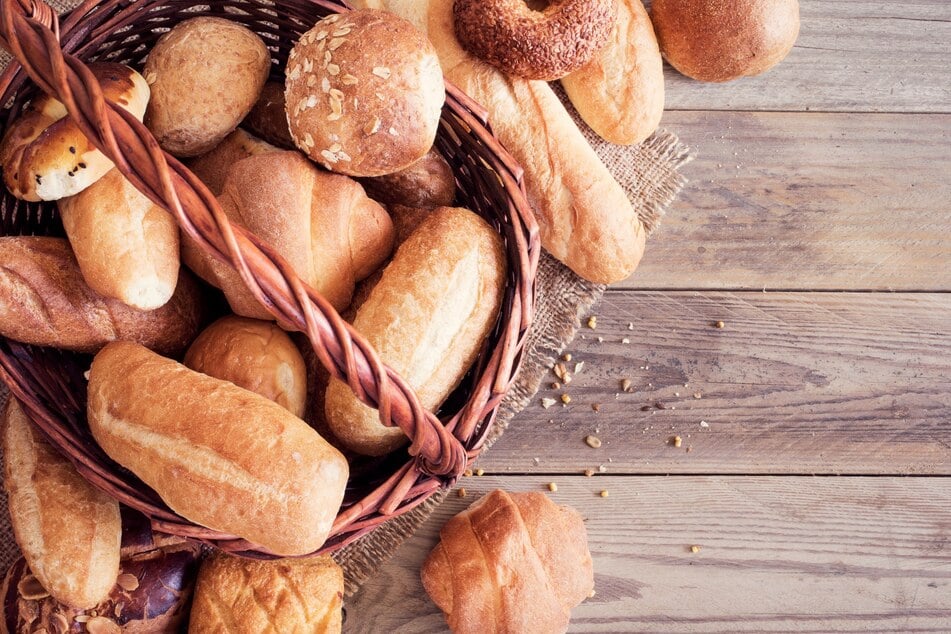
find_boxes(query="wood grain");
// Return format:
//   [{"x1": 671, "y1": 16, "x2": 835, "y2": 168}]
[
  {"x1": 620, "y1": 111, "x2": 951, "y2": 290},
  {"x1": 345, "y1": 475, "x2": 951, "y2": 633},
  {"x1": 479, "y1": 291, "x2": 951, "y2": 476},
  {"x1": 653, "y1": 0, "x2": 951, "y2": 113}
]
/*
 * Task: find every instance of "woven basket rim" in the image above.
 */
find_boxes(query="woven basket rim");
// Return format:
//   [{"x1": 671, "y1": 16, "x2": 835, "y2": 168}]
[{"x1": 0, "y1": 0, "x2": 539, "y2": 556}]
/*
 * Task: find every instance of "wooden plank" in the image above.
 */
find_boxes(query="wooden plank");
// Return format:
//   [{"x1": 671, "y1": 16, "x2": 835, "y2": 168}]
[
  {"x1": 345, "y1": 475, "x2": 951, "y2": 633},
  {"x1": 479, "y1": 291, "x2": 951, "y2": 475},
  {"x1": 653, "y1": 0, "x2": 951, "y2": 113},
  {"x1": 621, "y1": 111, "x2": 951, "y2": 291}
]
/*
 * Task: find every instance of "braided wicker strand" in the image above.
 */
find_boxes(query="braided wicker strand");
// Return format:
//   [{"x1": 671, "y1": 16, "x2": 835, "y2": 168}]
[{"x1": 0, "y1": 0, "x2": 538, "y2": 556}]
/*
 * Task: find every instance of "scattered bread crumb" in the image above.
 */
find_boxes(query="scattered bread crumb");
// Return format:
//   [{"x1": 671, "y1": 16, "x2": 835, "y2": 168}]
[
  {"x1": 585, "y1": 435, "x2": 602, "y2": 449},
  {"x1": 547, "y1": 482, "x2": 558, "y2": 492},
  {"x1": 690, "y1": 545, "x2": 701, "y2": 553},
  {"x1": 463, "y1": 469, "x2": 473, "y2": 477},
  {"x1": 599, "y1": 490, "x2": 609, "y2": 498},
  {"x1": 591, "y1": 403, "x2": 601, "y2": 412},
  {"x1": 562, "y1": 353, "x2": 572, "y2": 362},
  {"x1": 714, "y1": 320, "x2": 725, "y2": 329},
  {"x1": 541, "y1": 397, "x2": 556, "y2": 409},
  {"x1": 587, "y1": 316, "x2": 597, "y2": 329},
  {"x1": 620, "y1": 378, "x2": 632, "y2": 392},
  {"x1": 457, "y1": 488, "x2": 467, "y2": 498},
  {"x1": 584, "y1": 469, "x2": 595, "y2": 477},
  {"x1": 671, "y1": 435, "x2": 683, "y2": 448},
  {"x1": 700, "y1": 421, "x2": 709, "y2": 428},
  {"x1": 561, "y1": 393, "x2": 572, "y2": 404},
  {"x1": 475, "y1": 468, "x2": 485, "y2": 476}
]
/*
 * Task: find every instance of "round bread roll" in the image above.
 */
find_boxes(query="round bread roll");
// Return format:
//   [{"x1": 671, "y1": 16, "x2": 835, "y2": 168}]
[
  {"x1": 184, "y1": 316, "x2": 307, "y2": 418},
  {"x1": 651, "y1": 0, "x2": 800, "y2": 82},
  {"x1": 285, "y1": 9, "x2": 445, "y2": 177},
  {"x1": 0, "y1": 63, "x2": 149, "y2": 201},
  {"x1": 359, "y1": 149, "x2": 455, "y2": 208},
  {"x1": 144, "y1": 17, "x2": 270, "y2": 157}
]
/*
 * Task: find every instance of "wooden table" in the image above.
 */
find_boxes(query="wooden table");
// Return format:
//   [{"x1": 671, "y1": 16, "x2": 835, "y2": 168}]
[{"x1": 347, "y1": 2, "x2": 951, "y2": 631}]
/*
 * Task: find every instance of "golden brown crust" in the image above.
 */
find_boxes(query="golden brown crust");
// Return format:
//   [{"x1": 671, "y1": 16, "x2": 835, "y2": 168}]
[
  {"x1": 421, "y1": 490, "x2": 594, "y2": 634},
  {"x1": 359, "y1": 149, "x2": 455, "y2": 208},
  {"x1": 285, "y1": 9, "x2": 444, "y2": 177},
  {"x1": 58, "y1": 167, "x2": 181, "y2": 310},
  {"x1": 453, "y1": 0, "x2": 616, "y2": 80},
  {"x1": 189, "y1": 553, "x2": 343, "y2": 633},
  {"x1": 324, "y1": 206, "x2": 505, "y2": 456},
  {"x1": 184, "y1": 315, "x2": 308, "y2": 418},
  {"x1": 651, "y1": 0, "x2": 800, "y2": 82},
  {"x1": 186, "y1": 128, "x2": 280, "y2": 196},
  {"x1": 244, "y1": 82, "x2": 297, "y2": 149},
  {"x1": 2, "y1": 399, "x2": 121, "y2": 609},
  {"x1": 0, "y1": 236, "x2": 204, "y2": 355},
  {"x1": 0, "y1": 63, "x2": 149, "y2": 201},
  {"x1": 144, "y1": 17, "x2": 270, "y2": 156},
  {"x1": 561, "y1": 0, "x2": 664, "y2": 145},
  {"x1": 86, "y1": 342, "x2": 349, "y2": 556}
]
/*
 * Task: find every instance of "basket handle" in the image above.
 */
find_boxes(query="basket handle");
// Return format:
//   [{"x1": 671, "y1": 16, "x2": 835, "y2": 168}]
[{"x1": 0, "y1": 0, "x2": 469, "y2": 480}]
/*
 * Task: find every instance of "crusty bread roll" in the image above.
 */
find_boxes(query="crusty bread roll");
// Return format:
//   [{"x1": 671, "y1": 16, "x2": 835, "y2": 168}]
[
  {"x1": 285, "y1": 9, "x2": 445, "y2": 177},
  {"x1": 87, "y1": 341, "x2": 349, "y2": 556},
  {"x1": 651, "y1": 0, "x2": 800, "y2": 82},
  {"x1": 422, "y1": 490, "x2": 594, "y2": 634},
  {"x1": 324, "y1": 206, "x2": 505, "y2": 456},
  {"x1": 0, "y1": 237, "x2": 204, "y2": 354},
  {"x1": 189, "y1": 553, "x2": 343, "y2": 633},
  {"x1": 2, "y1": 399, "x2": 121, "y2": 609},
  {"x1": 184, "y1": 316, "x2": 308, "y2": 417},
  {"x1": 144, "y1": 17, "x2": 270, "y2": 156},
  {"x1": 561, "y1": 0, "x2": 665, "y2": 145},
  {"x1": 182, "y1": 151, "x2": 394, "y2": 317},
  {"x1": 244, "y1": 82, "x2": 296, "y2": 149},
  {"x1": 359, "y1": 149, "x2": 455, "y2": 208},
  {"x1": 186, "y1": 128, "x2": 280, "y2": 196},
  {"x1": 58, "y1": 167, "x2": 180, "y2": 310},
  {"x1": 0, "y1": 63, "x2": 149, "y2": 201}
]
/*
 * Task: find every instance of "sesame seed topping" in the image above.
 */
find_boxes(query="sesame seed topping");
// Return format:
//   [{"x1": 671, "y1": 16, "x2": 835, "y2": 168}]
[
  {"x1": 328, "y1": 37, "x2": 345, "y2": 50},
  {"x1": 341, "y1": 74, "x2": 358, "y2": 85},
  {"x1": 327, "y1": 64, "x2": 340, "y2": 76},
  {"x1": 372, "y1": 66, "x2": 391, "y2": 79}
]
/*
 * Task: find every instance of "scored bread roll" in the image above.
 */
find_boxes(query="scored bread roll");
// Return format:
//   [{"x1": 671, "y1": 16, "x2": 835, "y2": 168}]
[
  {"x1": 182, "y1": 151, "x2": 394, "y2": 318},
  {"x1": 58, "y1": 167, "x2": 181, "y2": 310},
  {"x1": 2, "y1": 399, "x2": 121, "y2": 609},
  {"x1": 0, "y1": 63, "x2": 149, "y2": 201},
  {"x1": 0, "y1": 237, "x2": 204, "y2": 354},
  {"x1": 561, "y1": 0, "x2": 665, "y2": 145},
  {"x1": 87, "y1": 341, "x2": 349, "y2": 556},
  {"x1": 189, "y1": 553, "x2": 343, "y2": 633},
  {"x1": 324, "y1": 206, "x2": 505, "y2": 456},
  {"x1": 186, "y1": 128, "x2": 280, "y2": 196},
  {"x1": 184, "y1": 316, "x2": 308, "y2": 418}
]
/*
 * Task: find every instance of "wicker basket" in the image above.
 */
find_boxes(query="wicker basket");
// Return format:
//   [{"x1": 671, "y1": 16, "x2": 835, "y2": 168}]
[{"x1": 0, "y1": 0, "x2": 538, "y2": 556}]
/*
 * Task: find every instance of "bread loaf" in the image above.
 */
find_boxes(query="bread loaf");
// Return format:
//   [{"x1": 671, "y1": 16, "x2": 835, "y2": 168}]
[
  {"x1": 189, "y1": 553, "x2": 343, "y2": 633},
  {"x1": 184, "y1": 316, "x2": 308, "y2": 417},
  {"x1": 324, "y1": 206, "x2": 505, "y2": 456},
  {"x1": 0, "y1": 237, "x2": 204, "y2": 354},
  {"x1": 182, "y1": 151, "x2": 394, "y2": 317},
  {"x1": 186, "y1": 128, "x2": 280, "y2": 196},
  {"x1": 58, "y1": 167, "x2": 180, "y2": 310},
  {"x1": 561, "y1": 0, "x2": 664, "y2": 145},
  {"x1": 422, "y1": 490, "x2": 594, "y2": 633},
  {"x1": 2, "y1": 399, "x2": 121, "y2": 609},
  {"x1": 87, "y1": 341, "x2": 348, "y2": 556}
]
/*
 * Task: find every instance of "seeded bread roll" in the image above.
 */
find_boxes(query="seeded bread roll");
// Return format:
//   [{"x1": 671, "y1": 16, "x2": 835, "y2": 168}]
[
  {"x1": 359, "y1": 149, "x2": 455, "y2": 208},
  {"x1": 0, "y1": 63, "x2": 149, "y2": 201},
  {"x1": 144, "y1": 17, "x2": 270, "y2": 156},
  {"x1": 2, "y1": 399, "x2": 121, "y2": 609},
  {"x1": 285, "y1": 9, "x2": 445, "y2": 177},
  {"x1": 184, "y1": 316, "x2": 308, "y2": 418},
  {"x1": 189, "y1": 553, "x2": 343, "y2": 633}
]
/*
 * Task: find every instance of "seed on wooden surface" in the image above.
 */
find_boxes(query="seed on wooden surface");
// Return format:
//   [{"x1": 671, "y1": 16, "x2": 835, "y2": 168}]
[
  {"x1": 690, "y1": 545, "x2": 701, "y2": 553},
  {"x1": 457, "y1": 488, "x2": 467, "y2": 498},
  {"x1": 561, "y1": 393, "x2": 572, "y2": 404},
  {"x1": 464, "y1": 469, "x2": 473, "y2": 477},
  {"x1": 599, "y1": 464, "x2": 608, "y2": 473},
  {"x1": 553, "y1": 362, "x2": 567, "y2": 380},
  {"x1": 694, "y1": 391, "x2": 703, "y2": 399},
  {"x1": 562, "y1": 353, "x2": 572, "y2": 362},
  {"x1": 700, "y1": 421, "x2": 710, "y2": 428},
  {"x1": 671, "y1": 435, "x2": 683, "y2": 448},
  {"x1": 714, "y1": 320, "x2": 725, "y2": 329},
  {"x1": 585, "y1": 435, "x2": 602, "y2": 449},
  {"x1": 574, "y1": 361, "x2": 585, "y2": 374},
  {"x1": 621, "y1": 338, "x2": 630, "y2": 344},
  {"x1": 550, "y1": 382, "x2": 560, "y2": 390},
  {"x1": 599, "y1": 490, "x2": 609, "y2": 498},
  {"x1": 655, "y1": 401, "x2": 667, "y2": 409},
  {"x1": 591, "y1": 403, "x2": 601, "y2": 412},
  {"x1": 548, "y1": 482, "x2": 558, "y2": 492},
  {"x1": 584, "y1": 469, "x2": 595, "y2": 477},
  {"x1": 620, "y1": 378, "x2": 632, "y2": 392},
  {"x1": 587, "y1": 316, "x2": 597, "y2": 329},
  {"x1": 475, "y1": 468, "x2": 485, "y2": 476}
]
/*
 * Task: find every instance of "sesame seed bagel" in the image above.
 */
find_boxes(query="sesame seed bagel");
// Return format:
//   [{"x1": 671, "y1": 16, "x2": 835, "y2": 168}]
[{"x1": 453, "y1": 0, "x2": 617, "y2": 81}]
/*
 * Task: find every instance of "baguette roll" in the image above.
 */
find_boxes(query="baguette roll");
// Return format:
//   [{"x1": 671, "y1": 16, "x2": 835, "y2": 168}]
[
  {"x1": 58, "y1": 167, "x2": 181, "y2": 310},
  {"x1": 87, "y1": 341, "x2": 348, "y2": 556},
  {"x1": 2, "y1": 399, "x2": 121, "y2": 609},
  {"x1": 324, "y1": 206, "x2": 505, "y2": 456}
]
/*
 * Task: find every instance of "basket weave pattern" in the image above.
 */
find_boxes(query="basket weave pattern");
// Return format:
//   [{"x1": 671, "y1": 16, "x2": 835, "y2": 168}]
[{"x1": 0, "y1": 0, "x2": 538, "y2": 556}]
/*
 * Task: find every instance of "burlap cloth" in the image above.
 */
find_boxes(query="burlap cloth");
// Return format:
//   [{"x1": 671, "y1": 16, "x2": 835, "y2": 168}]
[{"x1": 0, "y1": 0, "x2": 693, "y2": 598}]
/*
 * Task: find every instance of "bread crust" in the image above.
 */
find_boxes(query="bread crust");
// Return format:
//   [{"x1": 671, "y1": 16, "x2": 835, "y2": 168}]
[
  {"x1": 359, "y1": 149, "x2": 455, "y2": 208},
  {"x1": 2, "y1": 399, "x2": 121, "y2": 609},
  {"x1": 87, "y1": 341, "x2": 349, "y2": 556}
]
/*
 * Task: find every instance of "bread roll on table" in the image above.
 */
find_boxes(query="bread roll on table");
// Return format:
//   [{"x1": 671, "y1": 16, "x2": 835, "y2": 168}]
[{"x1": 87, "y1": 341, "x2": 348, "y2": 556}]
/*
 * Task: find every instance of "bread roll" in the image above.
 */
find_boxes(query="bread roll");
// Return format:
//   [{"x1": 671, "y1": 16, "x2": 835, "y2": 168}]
[
  {"x1": 58, "y1": 167, "x2": 180, "y2": 310},
  {"x1": 144, "y1": 17, "x2": 270, "y2": 156},
  {"x1": 324, "y1": 206, "x2": 505, "y2": 456},
  {"x1": 189, "y1": 553, "x2": 343, "y2": 633},
  {"x1": 561, "y1": 0, "x2": 665, "y2": 145},
  {"x1": 182, "y1": 151, "x2": 394, "y2": 317},
  {"x1": 651, "y1": 0, "x2": 800, "y2": 82},
  {"x1": 359, "y1": 149, "x2": 455, "y2": 208},
  {"x1": 2, "y1": 399, "x2": 121, "y2": 609},
  {"x1": 0, "y1": 237, "x2": 204, "y2": 354},
  {"x1": 87, "y1": 341, "x2": 348, "y2": 556},
  {"x1": 285, "y1": 9, "x2": 445, "y2": 177},
  {"x1": 186, "y1": 128, "x2": 280, "y2": 196},
  {"x1": 422, "y1": 490, "x2": 594, "y2": 634},
  {"x1": 244, "y1": 82, "x2": 296, "y2": 148},
  {"x1": 0, "y1": 63, "x2": 149, "y2": 201},
  {"x1": 184, "y1": 315, "x2": 308, "y2": 417}
]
